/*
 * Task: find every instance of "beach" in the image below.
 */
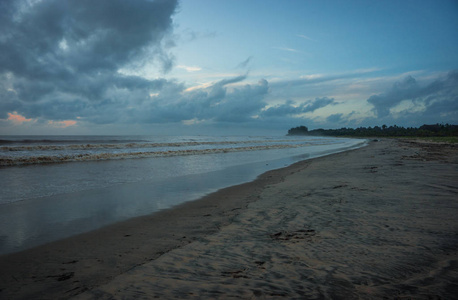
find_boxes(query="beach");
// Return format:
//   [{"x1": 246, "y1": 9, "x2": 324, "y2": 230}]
[{"x1": 0, "y1": 138, "x2": 457, "y2": 299}]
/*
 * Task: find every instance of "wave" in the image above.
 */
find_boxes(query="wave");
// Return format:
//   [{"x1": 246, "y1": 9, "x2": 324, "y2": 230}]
[
  {"x1": 0, "y1": 138, "x2": 147, "y2": 146},
  {"x1": 0, "y1": 139, "x2": 305, "y2": 152},
  {"x1": 0, "y1": 144, "x2": 307, "y2": 167}
]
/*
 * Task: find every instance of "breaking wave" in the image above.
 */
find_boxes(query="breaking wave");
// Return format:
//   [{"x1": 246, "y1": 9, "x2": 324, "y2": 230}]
[
  {"x1": 0, "y1": 139, "x2": 299, "y2": 152},
  {"x1": 0, "y1": 143, "x2": 313, "y2": 167}
]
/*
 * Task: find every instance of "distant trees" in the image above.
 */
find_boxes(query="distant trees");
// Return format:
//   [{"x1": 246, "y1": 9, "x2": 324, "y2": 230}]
[
  {"x1": 287, "y1": 124, "x2": 458, "y2": 137},
  {"x1": 287, "y1": 126, "x2": 308, "y2": 135}
]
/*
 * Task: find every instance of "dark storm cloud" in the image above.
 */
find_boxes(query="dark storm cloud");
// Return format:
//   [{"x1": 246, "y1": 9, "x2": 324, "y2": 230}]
[
  {"x1": 260, "y1": 97, "x2": 335, "y2": 118},
  {"x1": 367, "y1": 71, "x2": 458, "y2": 119},
  {"x1": 0, "y1": 0, "x2": 271, "y2": 128},
  {"x1": 1, "y1": 0, "x2": 177, "y2": 77},
  {"x1": 0, "y1": 0, "x2": 178, "y2": 120},
  {"x1": 213, "y1": 79, "x2": 268, "y2": 122},
  {"x1": 326, "y1": 113, "x2": 343, "y2": 123},
  {"x1": 128, "y1": 76, "x2": 269, "y2": 124},
  {"x1": 367, "y1": 76, "x2": 419, "y2": 117}
]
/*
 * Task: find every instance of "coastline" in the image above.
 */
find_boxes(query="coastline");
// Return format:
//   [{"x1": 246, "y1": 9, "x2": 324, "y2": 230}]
[
  {"x1": 1, "y1": 139, "x2": 457, "y2": 299},
  {"x1": 0, "y1": 136, "x2": 365, "y2": 256}
]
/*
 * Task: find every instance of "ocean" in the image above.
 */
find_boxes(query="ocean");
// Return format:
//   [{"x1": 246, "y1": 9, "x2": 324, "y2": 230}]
[{"x1": 0, "y1": 135, "x2": 366, "y2": 255}]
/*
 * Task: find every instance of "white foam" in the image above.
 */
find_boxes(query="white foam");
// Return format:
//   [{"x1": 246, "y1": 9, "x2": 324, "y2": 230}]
[{"x1": 0, "y1": 143, "x2": 306, "y2": 166}]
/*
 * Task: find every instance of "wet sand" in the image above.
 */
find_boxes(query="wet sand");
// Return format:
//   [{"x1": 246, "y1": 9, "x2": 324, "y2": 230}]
[{"x1": 1, "y1": 139, "x2": 457, "y2": 299}]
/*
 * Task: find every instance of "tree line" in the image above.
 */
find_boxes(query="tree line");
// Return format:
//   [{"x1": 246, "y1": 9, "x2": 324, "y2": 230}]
[{"x1": 287, "y1": 124, "x2": 458, "y2": 137}]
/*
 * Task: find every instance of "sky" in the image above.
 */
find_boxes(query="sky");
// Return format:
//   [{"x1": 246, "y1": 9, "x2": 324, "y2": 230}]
[{"x1": 1, "y1": 0, "x2": 457, "y2": 136}]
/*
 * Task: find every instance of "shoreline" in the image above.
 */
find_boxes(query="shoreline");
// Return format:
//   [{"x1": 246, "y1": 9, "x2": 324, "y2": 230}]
[
  {"x1": 1, "y1": 139, "x2": 457, "y2": 299},
  {"x1": 0, "y1": 137, "x2": 365, "y2": 257},
  {"x1": 1, "y1": 141, "x2": 342, "y2": 299}
]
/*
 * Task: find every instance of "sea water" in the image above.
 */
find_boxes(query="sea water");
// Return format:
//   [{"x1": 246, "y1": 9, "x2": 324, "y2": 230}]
[{"x1": 0, "y1": 135, "x2": 366, "y2": 255}]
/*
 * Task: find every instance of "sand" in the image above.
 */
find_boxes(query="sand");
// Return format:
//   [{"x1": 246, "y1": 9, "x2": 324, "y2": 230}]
[{"x1": 0, "y1": 139, "x2": 457, "y2": 299}]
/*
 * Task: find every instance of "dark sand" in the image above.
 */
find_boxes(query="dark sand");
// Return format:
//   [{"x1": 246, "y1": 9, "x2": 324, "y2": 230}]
[{"x1": 0, "y1": 139, "x2": 457, "y2": 299}]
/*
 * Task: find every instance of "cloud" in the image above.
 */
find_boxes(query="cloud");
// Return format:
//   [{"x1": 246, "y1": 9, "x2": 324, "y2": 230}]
[
  {"x1": 272, "y1": 47, "x2": 302, "y2": 53},
  {"x1": 48, "y1": 120, "x2": 77, "y2": 128},
  {"x1": 236, "y1": 56, "x2": 253, "y2": 69},
  {"x1": 367, "y1": 75, "x2": 419, "y2": 117},
  {"x1": 177, "y1": 65, "x2": 202, "y2": 72},
  {"x1": 180, "y1": 29, "x2": 217, "y2": 42},
  {"x1": 1, "y1": 0, "x2": 177, "y2": 77},
  {"x1": 7, "y1": 112, "x2": 33, "y2": 124},
  {"x1": 1, "y1": 1, "x2": 455, "y2": 134},
  {"x1": 130, "y1": 75, "x2": 268, "y2": 124},
  {"x1": 297, "y1": 34, "x2": 314, "y2": 41},
  {"x1": 0, "y1": 0, "x2": 178, "y2": 122},
  {"x1": 270, "y1": 69, "x2": 380, "y2": 89},
  {"x1": 367, "y1": 71, "x2": 458, "y2": 120},
  {"x1": 260, "y1": 97, "x2": 335, "y2": 118},
  {"x1": 326, "y1": 113, "x2": 343, "y2": 123}
]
